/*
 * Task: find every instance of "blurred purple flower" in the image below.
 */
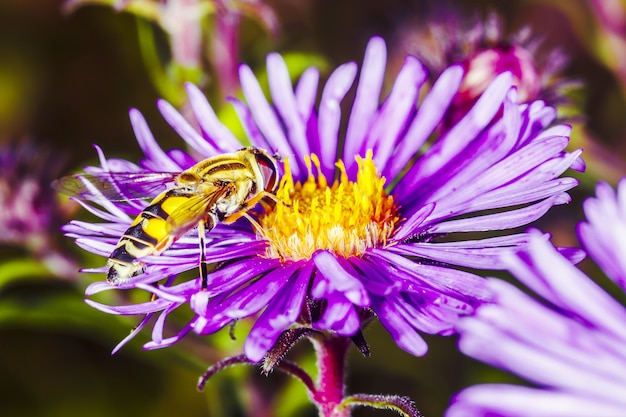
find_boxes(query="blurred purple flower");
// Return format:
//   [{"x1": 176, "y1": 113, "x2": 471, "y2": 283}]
[
  {"x1": 65, "y1": 37, "x2": 584, "y2": 361},
  {"x1": 447, "y1": 180, "x2": 626, "y2": 417},
  {"x1": 395, "y1": 11, "x2": 575, "y2": 124},
  {"x1": 0, "y1": 140, "x2": 77, "y2": 278}
]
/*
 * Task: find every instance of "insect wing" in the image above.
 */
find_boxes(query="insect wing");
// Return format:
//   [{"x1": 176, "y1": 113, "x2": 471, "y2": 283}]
[
  {"x1": 53, "y1": 172, "x2": 178, "y2": 203},
  {"x1": 165, "y1": 184, "x2": 232, "y2": 236}
]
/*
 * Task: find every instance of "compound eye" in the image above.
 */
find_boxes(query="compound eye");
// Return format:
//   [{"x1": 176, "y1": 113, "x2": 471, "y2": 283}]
[{"x1": 255, "y1": 152, "x2": 279, "y2": 191}]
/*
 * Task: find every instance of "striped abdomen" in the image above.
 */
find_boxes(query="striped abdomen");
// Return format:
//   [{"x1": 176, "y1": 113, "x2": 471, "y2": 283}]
[{"x1": 106, "y1": 188, "x2": 214, "y2": 283}]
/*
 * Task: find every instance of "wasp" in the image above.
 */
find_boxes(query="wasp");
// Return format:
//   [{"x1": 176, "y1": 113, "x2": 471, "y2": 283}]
[{"x1": 54, "y1": 147, "x2": 280, "y2": 286}]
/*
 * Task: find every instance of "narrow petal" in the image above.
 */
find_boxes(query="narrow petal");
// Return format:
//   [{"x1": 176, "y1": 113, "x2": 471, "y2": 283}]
[
  {"x1": 389, "y1": 64, "x2": 464, "y2": 177},
  {"x1": 129, "y1": 108, "x2": 180, "y2": 171},
  {"x1": 185, "y1": 83, "x2": 241, "y2": 152},
  {"x1": 428, "y1": 194, "x2": 569, "y2": 233},
  {"x1": 267, "y1": 53, "x2": 311, "y2": 165},
  {"x1": 369, "y1": 249, "x2": 492, "y2": 301},
  {"x1": 295, "y1": 67, "x2": 320, "y2": 123},
  {"x1": 240, "y1": 64, "x2": 298, "y2": 175},
  {"x1": 111, "y1": 313, "x2": 152, "y2": 354},
  {"x1": 505, "y1": 232, "x2": 626, "y2": 341},
  {"x1": 317, "y1": 62, "x2": 358, "y2": 177},
  {"x1": 218, "y1": 263, "x2": 301, "y2": 319},
  {"x1": 393, "y1": 202, "x2": 436, "y2": 241},
  {"x1": 244, "y1": 262, "x2": 312, "y2": 362},
  {"x1": 157, "y1": 99, "x2": 219, "y2": 156},
  {"x1": 85, "y1": 298, "x2": 171, "y2": 315},
  {"x1": 578, "y1": 179, "x2": 626, "y2": 289},
  {"x1": 395, "y1": 72, "x2": 513, "y2": 202},
  {"x1": 369, "y1": 55, "x2": 427, "y2": 176},
  {"x1": 343, "y1": 37, "x2": 387, "y2": 163},
  {"x1": 420, "y1": 89, "x2": 522, "y2": 205},
  {"x1": 314, "y1": 292, "x2": 360, "y2": 336},
  {"x1": 371, "y1": 296, "x2": 428, "y2": 356},
  {"x1": 447, "y1": 385, "x2": 626, "y2": 417},
  {"x1": 313, "y1": 250, "x2": 370, "y2": 306}
]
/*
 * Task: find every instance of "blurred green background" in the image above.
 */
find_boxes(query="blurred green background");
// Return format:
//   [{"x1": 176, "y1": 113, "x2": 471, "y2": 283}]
[{"x1": 1, "y1": 0, "x2": 625, "y2": 416}]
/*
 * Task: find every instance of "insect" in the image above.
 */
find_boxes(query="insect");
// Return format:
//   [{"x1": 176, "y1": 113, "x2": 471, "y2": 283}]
[{"x1": 54, "y1": 147, "x2": 280, "y2": 286}]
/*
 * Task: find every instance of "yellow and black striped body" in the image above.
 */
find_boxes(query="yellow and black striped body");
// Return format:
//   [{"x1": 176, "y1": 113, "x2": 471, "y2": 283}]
[
  {"x1": 106, "y1": 148, "x2": 279, "y2": 284},
  {"x1": 106, "y1": 187, "x2": 211, "y2": 281}
]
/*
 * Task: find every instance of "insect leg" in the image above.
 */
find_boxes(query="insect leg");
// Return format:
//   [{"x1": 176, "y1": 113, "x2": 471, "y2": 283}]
[
  {"x1": 198, "y1": 213, "x2": 217, "y2": 290},
  {"x1": 197, "y1": 221, "x2": 208, "y2": 290},
  {"x1": 233, "y1": 212, "x2": 261, "y2": 234},
  {"x1": 222, "y1": 190, "x2": 287, "y2": 226}
]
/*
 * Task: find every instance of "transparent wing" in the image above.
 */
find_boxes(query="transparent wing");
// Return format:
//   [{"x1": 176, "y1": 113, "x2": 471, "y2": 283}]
[
  {"x1": 52, "y1": 171, "x2": 179, "y2": 202},
  {"x1": 166, "y1": 185, "x2": 232, "y2": 236}
]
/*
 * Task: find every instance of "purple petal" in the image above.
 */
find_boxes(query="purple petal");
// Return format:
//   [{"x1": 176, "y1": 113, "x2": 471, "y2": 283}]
[
  {"x1": 144, "y1": 322, "x2": 193, "y2": 350},
  {"x1": 387, "y1": 64, "x2": 464, "y2": 177},
  {"x1": 371, "y1": 296, "x2": 428, "y2": 356},
  {"x1": 393, "y1": 202, "x2": 436, "y2": 241},
  {"x1": 85, "y1": 298, "x2": 172, "y2": 315},
  {"x1": 428, "y1": 193, "x2": 569, "y2": 233},
  {"x1": 421, "y1": 94, "x2": 522, "y2": 206},
  {"x1": 386, "y1": 292, "x2": 461, "y2": 335},
  {"x1": 218, "y1": 262, "x2": 301, "y2": 319},
  {"x1": 157, "y1": 99, "x2": 218, "y2": 157},
  {"x1": 244, "y1": 262, "x2": 313, "y2": 362},
  {"x1": 267, "y1": 53, "x2": 311, "y2": 166},
  {"x1": 348, "y1": 256, "x2": 405, "y2": 295},
  {"x1": 578, "y1": 180, "x2": 626, "y2": 290},
  {"x1": 314, "y1": 292, "x2": 360, "y2": 336},
  {"x1": 229, "y1": 96, "x2": 272, "y2": 150},
  {"x1": 185, "y1": 83, "x2": 242, "y2": 152},
  {"x1": 447, "y1": 384, "x2": 626, "y2": 417},
  {"x1": 129, "y1": 108, "x2": 181, "y2": 171},
  {"x1": 517, "y1": 101, "x2": 557, "y2": 147},
  {"x1": 135, "y1": 283, "x2": 187, "y2": 303},
  {"x1": 313, "y1": 250, "x2": 370, "y2": 306},
  {"x1": 343, "y1": 37, "x2": 387, "y2": 163},
  {"x1": 504, "y1": 231, "x2": 626, "y2": 341},
  {"x1": 239, "y1": 64, "x2": 298, "y2": 175},
  {"x1": 395, "y1": 72, "x2": 512, "y2": 201},
  {"x1": 317, "y1": 62, "x2": 358, "y2": 177},
  {"x1": 369, "y1": 55, "x2": 427, "y2": 176},
  {"x1": 151, "y1": 303, "x2": 181, "y2": 344},
  {"x1": 111, "y1": 313, "x2": 153, "y2": 354},
  {"x1": 369, "y1": 248, "x2": 491, "y2": 301},
  {"x1": 369, "y1": 247, "x2": 491, "y2": 304},
  {"x1": 457, "y1": 279, "x2": 626, "y2": 400},
  {"x1": 200, "y1": 257, "x2": 282, "y2": 296},
  {"x1": 295, "y1": 67, "x2": 320, "y2": 123},
  {"x1": 446, "y1": 178, "x2": 578, "y2": 216}
]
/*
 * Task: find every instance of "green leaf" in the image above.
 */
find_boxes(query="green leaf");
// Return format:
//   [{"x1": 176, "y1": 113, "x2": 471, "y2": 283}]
[{"x1": 0, "y1": 258, "x2": 51, "y2": 289}]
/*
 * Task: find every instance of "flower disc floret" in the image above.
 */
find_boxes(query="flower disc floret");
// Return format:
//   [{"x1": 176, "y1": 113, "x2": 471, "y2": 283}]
[{"x1": 259, "y1": 150, "x2": 400, "y2": 262}]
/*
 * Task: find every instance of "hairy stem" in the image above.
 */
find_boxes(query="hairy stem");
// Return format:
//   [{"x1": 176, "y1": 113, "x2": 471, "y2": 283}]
[{"x1": 311, "y1": 335, "x2": 351, "y2": 417}]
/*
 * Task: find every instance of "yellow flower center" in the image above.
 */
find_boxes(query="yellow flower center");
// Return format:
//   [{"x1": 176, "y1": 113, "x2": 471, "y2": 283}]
[{"x1": 257, "y1": 150, "x2": 401, "y2": 262}]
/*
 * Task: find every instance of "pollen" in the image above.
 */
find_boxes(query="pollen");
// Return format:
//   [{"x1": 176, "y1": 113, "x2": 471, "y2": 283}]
[{"x1": 257, "y1": 150, "x2": 401, "y2": 262}]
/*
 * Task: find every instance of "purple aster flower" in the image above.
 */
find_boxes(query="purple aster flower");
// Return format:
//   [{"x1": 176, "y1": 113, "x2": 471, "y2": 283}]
[
  {"x1": 393, "y1": 10, "x2": 576, "y2": 123},
  {"x1": 446, "y1": 180, "x2": 626, "y2": 417},
  {"x1": 62, "y1": 36, "x2": 584, "y2": 362},
  {"x1": 0, "y1": 139, "x2": 78, "y2": 279}
]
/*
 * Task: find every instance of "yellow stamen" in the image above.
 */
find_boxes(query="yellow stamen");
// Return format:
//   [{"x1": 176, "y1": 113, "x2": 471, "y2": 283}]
[{"x1": 258, "y1": 150, "x2": 401, "y2": 262}]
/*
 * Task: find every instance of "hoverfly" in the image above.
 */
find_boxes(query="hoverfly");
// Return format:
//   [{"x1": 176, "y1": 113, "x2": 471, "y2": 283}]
[{"x1": 54, "y1": 147, "x2": 280, "y2": 287}]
